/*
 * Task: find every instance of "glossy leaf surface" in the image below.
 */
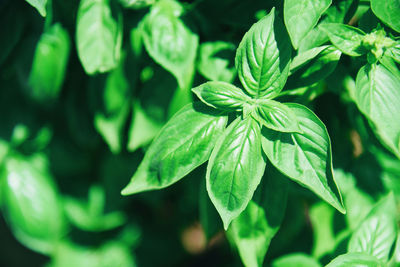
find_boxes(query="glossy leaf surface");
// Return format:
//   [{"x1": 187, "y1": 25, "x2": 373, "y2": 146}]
[
  {"x1": 284, "y1": 0, "x2": 332, "y2": 49},
  {"x1": 122, "y1": 103, "x2": 227, "y2": 195},
  {"x1": 352, "y1": 64, "x2": 400, "y2": 158},
  {"x1": 236, "y1": 8, "x2": 291, "y2": 98},
  {"x1": 207, "y1": 116, "x2": 266, "y2": 229},
  {"x1": 254, "y1": 100, "x2": 301, "y2": 133},
  {"x1": 192, "y1": 81, "x2": 250, "y2": 112},
  {"x1": 371, "y1": 0, "x2": 400, "y2": 33},
  {"x1": 320, "y1": 23, "x2": 366, "y2": 56},
  {"x1": 261, "y1": 104, "x2": 344, "y2": 213}
]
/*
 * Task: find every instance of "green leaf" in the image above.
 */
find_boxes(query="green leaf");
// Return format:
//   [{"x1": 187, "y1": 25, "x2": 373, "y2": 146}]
[
  {"x1": 64, "y1": 186, "x2": 126, "y2": 232},
  {"x1": 235, "y1": 8, "x2": 291, "y2": 98},
  {"x1": 334, "y1": 169, "x2": 374, "y2": 230},
  {"x1": 28, "y1": 23, "x2": 70, "y2": 103},
  {"x1": 228, "y1": 162, "x2": 288, "y2": 267},
  {"x1": 287, "y1": 46, "x2": 341, "y2": 88},
  {"x1": 192, "y1": 81, "x2": 251, "y2": 112},
  {"x1": 93, "y1": 61, "x2": 130, "y2": 154},
  {"x1": 197, "y1": 41, "x2": 236, "y2": 83},
  {"x1": 290, "y1": 46, "x2": 329, "y2": 72},
  {"x1": 122, "y1": 103, "x2": 228, "y2": 195},
  {"x1": 387, "y1": 42, "x2": 400, "y2": 64},
  {"x1": 141, "y1": 0, "x2": 198, "y2": 89},
  {"x1": 348, "y1": 193, "x2": 398, "y2": 262},
  {"x1": 261, "y1": 103, "x2": 345, "y2": 213},
  {"x1": 326, "y1": 253, "x2": 384, "y2": 267},
  {"x1": 207, "y1": 116, "x2": 266, "y2": 230},
  {"x1": 371, "y1": 0, "x2": 400, "y2": 33},
  {"x1": 320, "y1": 23, "x2": 366, "y2": 56},
  {"x1": 298, "y1": 0, "x2": 358, "y2": 52},
  {"x1": 284, "y1": 0, "x2": 332, "y2": 49},
  {"x1": 119, "y1": 0, "x2": 154, "y2": 9},
  {"x1": 351, "y1": 64, "x2": 400, "y2": 159},
  {"x1": 272, "y1": 253, "x2": 322, "y2": 267},
  {"x1": 310, "y1": 202, "x2": 336, "y2": 259},
  {"x1": 76, "y1": 0, "x2": 122, "y2": 74},
  {"x1": 127, "y1": 101, "x2": 163, "y2": 152},
  {"x1": 254, "y1": 100, "x2": 302, "y2": 133},
  {"x1": 25, "y1": 0, "x2": 47, "y2": 17},
  {"x1": 0, "y1": 154, "x2": 65, "y2": 254}
]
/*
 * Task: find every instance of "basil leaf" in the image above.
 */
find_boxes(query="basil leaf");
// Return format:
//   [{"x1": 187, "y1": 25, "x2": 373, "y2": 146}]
[
  {"x1": 119, "y1": 0, "x2": 154, "y2": 9},
  {"x1": 387, "y1": 42, "x2": 400, "y2": 64},
  {"x1": 93, "y1": 61, "x2": 130, "y2": 154},
  {"x1": 207, "y1": 116, "x2": 266, "y2": 230},
  {"x1": 28, "y1": 23, "x2": 70, "y2": 103},
  {"x1": 348, "y1": 193, "x2": 397, "y2": 261},
  {"x1": 261, "y1": 103, "x2": 345, "y2": 213},
  {"x1": 298, "y1": 0, "x2": 358, "y2": 52},
  {"x1": 320, "y1": 23, "x2": 366, "y2": 56},
  {"x1": 141, "y1": 0, "x2": 198, "y2": 89},
  {"x1": 371, "y1": 0, "x2": 400, "y2": 33},
  {"x1": 192, "y1": 81, "x2": 251, "y2": 112},
  {"x1": 76, "y1": 0, "x2": 122, "y2": 74},
  {"x1": 197, "y1": 41, "x2": 236, "y2": 83},
  {"x1": 290, "y1": 46, "x2": 329, "y2": 72},
  {"x1": 25, "y1": 0, "x2": 47, "y2": 17},
  {"x1": 287, "y1": 46, "x2": 341, "y2": 88},
  {"x1": 235, "y1": 8, "x2": 291, "y2": 98},
  {"x1": 326, "y1": 253, "x2": 383, "y2": 267},
  {"x1": 121, "y1": 103, "x2": 228, "y2": 195},
  {"x1": 284, "y1": 0, "x2": 332, "y2": 49},
  {"x1": 127, "y1": 101, "x2": 163, "y2": 152},
  {"x1": 254, "y1": 100, "x2": 302, "y2": 133},
  {"x1": 1, "y1": 154, "x2": 65, "y2": 254},
  {"x1": 228, "y1": 162, "x2": 288, "y2": 267},
  {"x1": 272, "y1": 253, "x2": 322, "y2": 267},
  {"x1": 351, "y1": 64, "x2": 400, "y2": 159},
  {"x1": 309, "y1": 202, "x2": 336, "y2": 259}
]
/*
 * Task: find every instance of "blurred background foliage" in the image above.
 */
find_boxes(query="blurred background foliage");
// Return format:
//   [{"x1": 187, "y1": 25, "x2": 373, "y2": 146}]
[{"x1": 0, "y1": 0, "x2": 399, "y2": 266}]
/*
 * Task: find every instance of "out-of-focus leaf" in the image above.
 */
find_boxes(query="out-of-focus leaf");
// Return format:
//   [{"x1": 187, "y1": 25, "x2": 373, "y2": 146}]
[
  {"x1": 1, "y1": 154, "x2": 65, "y2": 254},
  {"x1": 197, "y1": 41, "x2": 236, "y2": 83},
  {"x1": 141, "y1": 0, "x2": 198, "y2": 89},
  {"x1": 49, "y1": 241, "x2": 136, "y2": 267},
  {"x1": 76, "y1": 0, "x2": 122, "y2": 74},
  {"x1": 127, "y1": 101, "x2": 163, "y2": 152},
  {"x1": 28, "y1": 23, "x2": 70, "y2": 103},
  {"x1": 310, "y1": 202, "x2": 336, "y2": 259},
  {"x1": 119, "y1": 0, "x2": 154, "y2": 9},
  {"x1": 272, "y1": 253, "x2": 322, "y2": 267},
  {"x1": 93, "y1": 60, "x2": 130, "y2": 154},
  {"x1": 228, "y1": 162, "x2": 288, "y2": 267},
  {"x1": 25, "y1": 0, "x2": 47, "y2": 16},
  {"x1": 64, "y1": 185, "x2": 126, "y2": 232}
]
